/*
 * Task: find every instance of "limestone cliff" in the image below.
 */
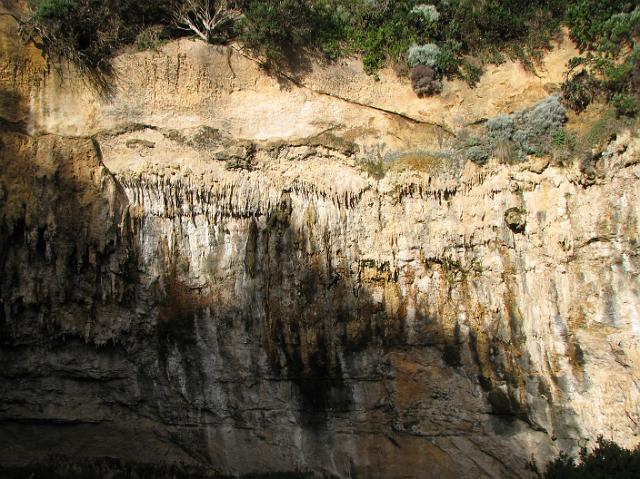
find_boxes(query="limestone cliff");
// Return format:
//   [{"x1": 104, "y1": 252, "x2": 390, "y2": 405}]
[{"x1": 1, "y1": 6, "x2": 639, "y2": 478}]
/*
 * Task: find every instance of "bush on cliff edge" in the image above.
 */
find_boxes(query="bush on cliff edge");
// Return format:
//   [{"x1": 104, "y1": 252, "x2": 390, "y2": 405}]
[{"x1": 545, "y1": 436, "x2": 640, "y2": 479}]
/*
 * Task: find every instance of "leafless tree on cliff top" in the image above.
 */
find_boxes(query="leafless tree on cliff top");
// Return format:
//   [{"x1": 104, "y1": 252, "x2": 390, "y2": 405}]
[{"x1": 173, "y1": 0, "x2": 241, "y2": 43}]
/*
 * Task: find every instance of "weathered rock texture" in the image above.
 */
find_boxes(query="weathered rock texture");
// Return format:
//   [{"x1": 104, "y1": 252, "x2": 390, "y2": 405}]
[{"x1": 1, "y1": 5, "x2": 639, "y2": 478}]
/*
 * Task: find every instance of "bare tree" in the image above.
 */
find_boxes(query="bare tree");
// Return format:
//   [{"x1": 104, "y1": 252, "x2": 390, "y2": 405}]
[{"x1": 173, "y1": 0, "x2": 241, "y2": 44}]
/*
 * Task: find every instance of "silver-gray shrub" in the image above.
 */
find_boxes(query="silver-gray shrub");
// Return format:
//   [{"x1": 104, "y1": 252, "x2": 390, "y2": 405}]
[
  {"x1": 411, "y1": 4, "x2": 440, "y2": 23},
  {"x1": 407, "y1": 43, "x2": 441, "y2": 68},
  {"x1": 513, "y1": 95, "x2": 567, "y2": 156},
  {"x1": 483, "y1": 95, "x2": 567, "y2": 161},
  {"x1": 486, "y1": 115, "x2": 514, "y2": 143}
]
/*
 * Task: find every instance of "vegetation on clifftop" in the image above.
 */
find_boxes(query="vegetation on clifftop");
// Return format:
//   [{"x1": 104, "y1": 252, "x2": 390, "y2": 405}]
[
  {"x1": 561, "y1": 2, "x2": 639, "y2": 115},
  {"x1": 17, "y1": 0, "x2": 640, "y2": 111},
  {"x1": 21, "y1": 0, "x2": 174, "y2": 71}
]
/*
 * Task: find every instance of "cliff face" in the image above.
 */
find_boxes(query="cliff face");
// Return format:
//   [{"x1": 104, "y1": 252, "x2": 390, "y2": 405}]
[{"x1": 1, "y1": 8, "x2": 640, "y2": 478}]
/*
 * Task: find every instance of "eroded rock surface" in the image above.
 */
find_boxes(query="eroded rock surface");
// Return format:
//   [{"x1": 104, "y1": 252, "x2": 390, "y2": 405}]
[{"x1": 1, "y1": 6, "x2": 639, "y2": 478}]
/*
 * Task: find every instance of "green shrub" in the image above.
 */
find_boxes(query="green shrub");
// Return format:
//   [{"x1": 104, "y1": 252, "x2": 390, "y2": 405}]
[
  {"x1": 345, "y1": 0, "x2": 420, "y2": 74},
  {"x1": 612, "y1": 93, "x2": 639, "y2": 117},
  {"x1": 440, "y1": 0, "x2": 564, "y2": 62},
  {"x1": 561, "y1": 69, "x2": 597, "y2": 112},
  {"x1": 581, "y1": 107, "x2": 637, "y2": 150},
  {"x1": 32, "y1": 0, "x2": 78, "y2": 19},
  {"x1": 544, "y1": 436, "x2": 640, "y2": 479},
  {"x1": 560, "y1": 51, "x2": 637, "y2": 111},
  {"x1": 237, "y1": 0, "x2": 342, "y2": 67},
  {"x1": 0, "y1": 455, "x2": 316, "y2": 478},
  {"x1": 466, "y1": 145, "x2": 490, "y2": 165},
  {"x1": 27, "y1": 0, "x2": 627, "y2": 102},
  {"x1": 603, "y1": 59, "x2": 634, "y2": 94},
  {"x1": 405, "y1": 10, "x2": 452, "y2": 95},
  {"x1": 135, "y1": 26, "x2": 164, "y2": 51},
  {"x1": 565, "y1": 1, "x2": 637, "y2": 51},
  {"x1": 563, "y1": 3, "x2": 638, "y2": 112},
  {"x1": 599, "y1": 8, "x2": 640, "y2": 54},
  {"x1": 435, "y1": 40, "x2": 464, "y2": 77},
  {"x1": 238, "y1": 0, "x2": 311, "y2": 64},
  {"x1": 459, "y1": 59, "x2": 483, "y2": 86},
  {"x1": 23, "y1": 0, "x2": 173, "y2": 72},
  {"x1": 551, "y1": 127, "x2": 577, "y2": 164}
]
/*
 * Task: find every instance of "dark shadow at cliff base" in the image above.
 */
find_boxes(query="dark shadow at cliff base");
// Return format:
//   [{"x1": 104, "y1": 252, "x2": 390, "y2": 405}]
[{"x1": 0, "y1": 456, "x2": 319, "y2": 479}]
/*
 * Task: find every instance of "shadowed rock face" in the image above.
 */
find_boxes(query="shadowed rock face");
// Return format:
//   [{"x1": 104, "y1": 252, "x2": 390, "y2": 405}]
[
  {"x1": 2, "y1": 123, "x2": 640, "y2": 478},
  {"x1": 1, "y1": 6, "x2": 640, "y2": 478}
]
